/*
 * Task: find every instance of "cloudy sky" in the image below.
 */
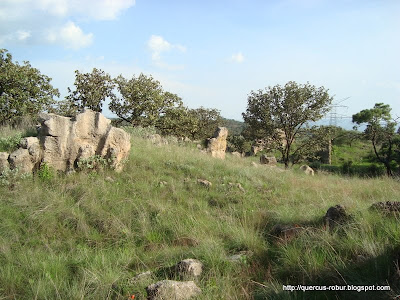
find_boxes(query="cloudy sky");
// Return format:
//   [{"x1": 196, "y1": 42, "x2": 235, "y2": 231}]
[{"x1": 1, "y1": 0, "x2": 399, "y2": 126}]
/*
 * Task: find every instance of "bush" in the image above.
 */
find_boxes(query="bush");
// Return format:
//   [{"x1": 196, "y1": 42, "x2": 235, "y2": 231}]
[
  {"x1": 0, "y1": 133, "x2": 23, "y2": 152},
  {"x1": 37, "y1": 163, "x2": 54, "y2": 182}
]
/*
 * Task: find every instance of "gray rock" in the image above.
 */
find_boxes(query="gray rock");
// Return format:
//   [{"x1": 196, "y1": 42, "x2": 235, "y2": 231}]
[
  {"x1": 207, "y1": 127, "x2": 228, "y2": 159},
  {"x1": 175, "y1": 259, "x2": 203, "y2": 280},
  {"x1": 146, "y1": 280, "x2": 201, "y2": 300},
  {"x1": 197, "y1": 179, "x2": 212, "y2": 188},
  {"x1": 324, "y1": 205, "x2": 348, "y2": 230},
  {"x1": 0, "y1": 152, "x2": 9, "y2": 173},
  {"x1": 299, "y1": 165, "x2": 314, "y2": 176},
  {"x1": 260, "y1": 155, "x2": 277, "y2": 166}
]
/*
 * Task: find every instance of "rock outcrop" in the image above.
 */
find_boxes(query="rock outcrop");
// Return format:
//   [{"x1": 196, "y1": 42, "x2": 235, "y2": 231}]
[
  {"x1": 207, "y1": 127, "x2": 228, "y2": 159},
  {"x1": 2, "y1": 110, "x2": 131, "y2": 174}
]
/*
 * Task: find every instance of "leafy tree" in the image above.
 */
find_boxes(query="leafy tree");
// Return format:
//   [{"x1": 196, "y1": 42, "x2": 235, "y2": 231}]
[
  {"x1": 352, "y1": 103, "x2": 399, "y2": 176},
  {"x1": 64, "y1": 68, "x2": 115, "y2": 114},
  {"x1": 242, "y1": 81, "x2": 333, "y2": 168},
  {"x1": 157, "y1": 106, "x2": 198, "y2": 138},
  {"x1": 0, "y1": 49, "x2": 59, "y2": 124},
  {"x1": 110, "y1": 73, "x2": 182, "y2": 127},
  {"x1": 188, "y1": 107, "x2": 221, "y2": 140}
]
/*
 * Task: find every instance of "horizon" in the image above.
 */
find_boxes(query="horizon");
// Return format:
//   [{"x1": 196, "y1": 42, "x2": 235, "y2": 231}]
[{"x1": 1, "y1": 0, "x2": 399, "y2": 126}]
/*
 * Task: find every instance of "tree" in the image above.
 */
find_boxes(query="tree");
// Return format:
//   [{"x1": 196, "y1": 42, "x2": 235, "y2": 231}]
[
  {"x1": 188, "y1": 107, "x2": 221, "y2": 140},
  {"x1": 242, "y1": 81, "x2": 333, "y2": 168},
  {"x1": 110, "y1": 73, "x2": 182, "y2": 127},
  {"x1": 352, "y1": 103, "x2": 399, "y2": 176},
  {"x1": 0, "y1": 49, "x2": 59, "y2": 124},
  {"x1": 157, "y1": 106, "x2": 198, "y2": 138},
  {"x1": 64, "y1": 68, "x2": 115, "y2": 114}
]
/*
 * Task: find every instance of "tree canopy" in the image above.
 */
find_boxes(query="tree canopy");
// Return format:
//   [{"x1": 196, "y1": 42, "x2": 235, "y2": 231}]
[
  {"x1": 110, "y1": 73, "x2": 182, "y2": 127},
  {"x1": 243, "y1": 81, "x2": 333, "y2": 167},
  {"x1": 0, "y1": 49, "x2": 59, "y2": 124},
  {"x1": 352, "y1": 103, "x2": 399, "y2": 176}
]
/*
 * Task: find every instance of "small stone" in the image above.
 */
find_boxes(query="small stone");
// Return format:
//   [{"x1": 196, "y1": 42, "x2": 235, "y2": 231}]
[
  {"x1": 197, "y1": 179, "x2": 212, "y2": 188},
  {"x1": 299, "y1": 165, "x2": 314, "y2": 176},
  {"x1": 105, "y1": 176, "x2": 115, "y2": 183},
  {"x1": 131, "y1": 271, "x2": 152, "y2": 282},
  {"x1": 324, "y1": 205, "x2": 348, "y2": 230},
  {"x1": 370, "y1": 201, "x2": 400, "y2": 214},
  {"x1": 159, "y1": 181, "x2": 168, "y2": 187},
  {"x1": 251, "y1": 162, "x2": 258, "y2": 168},
  {"x1": 260, "y1": 155, "x2": 277, "y2": 166}
]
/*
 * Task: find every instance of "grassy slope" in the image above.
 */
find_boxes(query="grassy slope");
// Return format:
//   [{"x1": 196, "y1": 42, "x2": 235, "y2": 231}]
[{"x1": 0, "y1": 131, "x2": 399, "y2": 299}]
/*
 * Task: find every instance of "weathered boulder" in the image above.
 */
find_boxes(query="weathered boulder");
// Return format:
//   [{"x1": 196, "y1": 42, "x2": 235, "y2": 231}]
[
  {"x1": 324, "y1": 205, "x2": 348, "y2": 230},
  {"x1": 0, "y1": 152, "x2": 9, "y2": 173},
  {"x1": 260, "y1": 155, "x2": 277, "y2": 166},
  {"x1": 300, "y1": 165, "x2": 314, "y2": 176},
  {"x1": 207, "y1": 127, "x2": 228, "y2": 159},
  {"x1": 9, "y1": 148, "x2": 38, "y2": 174},
  {"x1": 146, "y1": 280, "x2": 201, "y2": 300},
  {"x1": 231, "y1": 151, "x2": 242, "y2": 158},
  {"x1": 370, "y1": 201, "x2": 400, "y2": 215},
  {"x1": 175, "y1": 259, "x2": 203, "y2": 280},
  {"x1": 38, "y1": 110, "x2": 130, "y2": 172}
]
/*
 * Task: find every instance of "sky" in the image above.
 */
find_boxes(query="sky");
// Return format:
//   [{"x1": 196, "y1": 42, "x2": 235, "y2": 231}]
[{"x1": 1, "y1": 0, "x2": 399, "y2": 128}]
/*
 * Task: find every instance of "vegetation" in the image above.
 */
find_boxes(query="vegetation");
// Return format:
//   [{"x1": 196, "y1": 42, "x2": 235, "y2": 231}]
[
  {"x1": 352, "y1": 103, "x2": 399, "y2": 176},
  {"x1": 243, "y1": 81, "x2": 333, "y2": 168},
  {"x1": 0, "y1": 126, "x2": 399, "y2": 299},
  {"x1": 0, "y1": 49, "x2": 59, "y2": 124}
]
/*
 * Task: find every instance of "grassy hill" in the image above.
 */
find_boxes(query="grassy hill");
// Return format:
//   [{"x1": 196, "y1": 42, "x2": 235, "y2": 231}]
[{"x1": 0, "y1": 127, "x2": 399, "y2": 299}]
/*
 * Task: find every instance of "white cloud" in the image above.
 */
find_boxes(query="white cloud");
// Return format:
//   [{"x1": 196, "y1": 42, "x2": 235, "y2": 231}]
[
  {"x1": 47, "y1": 21, "x2": 93, "y2": 50},
  {"x1": 148, "y1": 35, "x2": 187, "y2": 61},
  {"x1": 230, "y1": 52, "x2": 244, "y2": 63},
  {"x1": 0, "y1": 0, "x2": 134, "y2": 48}
]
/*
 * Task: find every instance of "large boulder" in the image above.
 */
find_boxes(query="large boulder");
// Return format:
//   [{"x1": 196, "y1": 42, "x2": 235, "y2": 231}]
[
  {"x1": 146, "y1": 280, "x2": 201, "y2": 300},
  {"x1": 207, "y1": 127, "x2": 228, "y2": 159},
  {"x1": 175, "y1": 259, "x2": 203, "y2": 280},
  {"x1": 0, "y1": 152, "x2": 9, "y2": 173},
  {"x1": 38, "y1": 110, "x2": 131, "y2": 172}
]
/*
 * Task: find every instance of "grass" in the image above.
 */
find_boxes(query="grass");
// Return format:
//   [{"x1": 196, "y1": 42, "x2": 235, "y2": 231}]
[{"x1": 0, "y1": 126, "x2": 400, "y2": 299}]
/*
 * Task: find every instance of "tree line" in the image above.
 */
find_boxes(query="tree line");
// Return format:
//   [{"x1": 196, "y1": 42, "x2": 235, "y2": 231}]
[{"x1": 1, "y1": 48, "x2": 399, "y2": 175}]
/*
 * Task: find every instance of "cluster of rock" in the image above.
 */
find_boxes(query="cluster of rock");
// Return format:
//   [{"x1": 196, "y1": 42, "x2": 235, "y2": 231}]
[{"x1": 0, "y1": 110, "x2": 131, "y2": 174}]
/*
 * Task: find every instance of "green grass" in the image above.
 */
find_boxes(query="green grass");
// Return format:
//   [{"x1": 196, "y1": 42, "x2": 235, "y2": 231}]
[{"x1": 0, "y1": 128, "x2": 399, "y2": 299}]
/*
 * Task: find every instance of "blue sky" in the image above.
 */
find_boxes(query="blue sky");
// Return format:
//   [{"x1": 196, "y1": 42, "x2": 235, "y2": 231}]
[{"x1": 1, "y1": 0, "x2": 399, "y2": 127}]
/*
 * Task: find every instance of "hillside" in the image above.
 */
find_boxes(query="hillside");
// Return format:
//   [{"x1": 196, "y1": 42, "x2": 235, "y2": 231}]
[{"x1": 0, "y1": 127, "x2": 400, "y2": 299}]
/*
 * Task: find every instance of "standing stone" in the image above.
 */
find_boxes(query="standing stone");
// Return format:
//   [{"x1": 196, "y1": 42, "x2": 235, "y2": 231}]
[
  {"x1": 207, "y1": 127, "x2": 228, "y2": 159},
  {"x1": 260, "y1": 155, "x2": 277, "y2": 166},
  {"x1": 300, "y1": 165, "x2": 314, "y2": 176}
]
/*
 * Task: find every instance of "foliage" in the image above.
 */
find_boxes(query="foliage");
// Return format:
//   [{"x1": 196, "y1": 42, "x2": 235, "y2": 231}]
[
  {"x1": 77, "y1": 155, "x2": 113, "y2": 172},
  {"x1": 37, "y1": 163, "x2": 54, "y2": 182},
  {"x1": 0, "y1": 132, "x2": 23, "y2": 152},
  {"x1": 227, "y1": 135, "x2": 251, "y2": 153},
  {"x1": 352, "y1": 103, "x2": 399, "y2": 176},
  {"x1": 221, "y1": 118, "x2": 246, "y2": 136},
  {"x1": 243, "y1": 81, "x2": 333, "y2": 167},
  {"x1": 157, "y1": 106, "x2": 198, "y2": 138},
  {"x1": 110, "y1": 73, "x2": 182, "y2": 127},
  {"x1": 0, "y1": 49, "x2": 59, "y2": 124},
  {"x1": 188, "y1": 107, "x2": 222, "y2": 140},
  {"x1": 55, "y1": 68, "x2": 115, "y2": 116}
]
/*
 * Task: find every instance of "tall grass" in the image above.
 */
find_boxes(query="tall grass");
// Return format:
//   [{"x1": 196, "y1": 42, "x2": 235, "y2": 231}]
[{"x1": 0, "y1": 126, "x2": 399, "y2": 299}]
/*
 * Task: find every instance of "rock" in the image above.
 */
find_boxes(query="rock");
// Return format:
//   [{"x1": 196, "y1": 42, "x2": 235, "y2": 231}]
[
  {"x1": 9, "y1": 148, "x2": 37, "y2": 174},
  {"x1": 0, "y1": 152, "x2": 9, "y2": 173},
  {"x1": 131, "y1": 271, "x2": 153, "y2": 282},
  {"x1": 196, "y1": 144, "x2": 202, "y2": 150},
  {"x1": 324, "y1": 205, "x2": 348, "y2": 230},
  {"x1": 147, "y1": 134, "x2": 168, "y2": 146},
  {"x1": 159, "y1": 181, "x2": 168, "y2": 187},
  {"x1": 105, "y1": 176, "x2": 115, "y2": 183},
  {"x1": 251, "y1": 162, "x2": 258, "y2": 168},
  {"x1": 299, "y1": 165, "x2": 314, "y2": 176},
  {"x1": 207, "y1": 127, "x2": 228, "y2": 159},
  {"x1": 146, "y1": 280, "x2": 201, "y2": 300},
  {"x1": 227, "y1": 251, "x2": 253, "y2": 263},
  {"x1": 370, "y1": 201, "x2": 400, "y2": 214},
  {"x1": 231, "y1": 152, "x2": 242, "y2": 158},
  {"x1": 197, "y1": 179, "x2": 212, "y2": 188},
  {"x1": 37, "y1": 110, "x2": 130, "y2": 173},
  {"x1": 228, "y1": 182, "x2": 245, "y2": 193},
  {"x1": 270, "y1": 224, "x2": 304, "y2": 242},
  {"x1": 260, "y1": 155, "x2": 277, "y2": 166},
  {"x1": 175, "y1": 259, "x2": 203, "y2": 280}
]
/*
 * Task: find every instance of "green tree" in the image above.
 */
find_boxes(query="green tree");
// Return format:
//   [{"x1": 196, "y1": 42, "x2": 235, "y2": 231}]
[
  {"x1": 157, "y1": 106, "x2": 198, "y2": 138},
  {"x1": 110, "y1": 73, "x2": 182, "y2": 127},
  {"x1": 0, "y1": 49, "x2": 59, "y2": 124},
  {"x1": 352, "y1": 103, "x2": 399, "y2": 176},
  {"x1": 242, "y1": 81, "x2": 333, "y2": 168},
  {"x1": 189, "y1": 107, "x2": 222, "y2": 140},
  {"x1": 64, "y1": 68, "x2": 115, "y2": 114}
]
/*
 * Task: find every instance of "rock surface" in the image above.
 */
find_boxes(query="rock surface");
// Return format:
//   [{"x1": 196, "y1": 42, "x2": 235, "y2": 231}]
[
  {"x1": 260, "y1": 155, "x2": 277, "y2": 166},
  {"x1": 370, "y1": 201, "x2": 400, "y2": 214},
  {"x1": 207, "y1": 127, "x2": 228, "y2": 159},
  {"x1": 197, "y1": 179, "x2": 212, "y2": 188},
  {"x1": 300, "y1": 165, "x2": 314, "y2": 176},
  {"x1": 146, "y1": 280, "x2": 201, "y2": 300},
  {"x1": 0, "y1": 152, "x2": 9, "y2": 173}
]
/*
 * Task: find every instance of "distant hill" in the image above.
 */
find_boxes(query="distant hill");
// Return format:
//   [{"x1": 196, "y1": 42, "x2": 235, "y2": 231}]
[{"x1": 220, "y1": 118, "x2": 246, "y2": 136}]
